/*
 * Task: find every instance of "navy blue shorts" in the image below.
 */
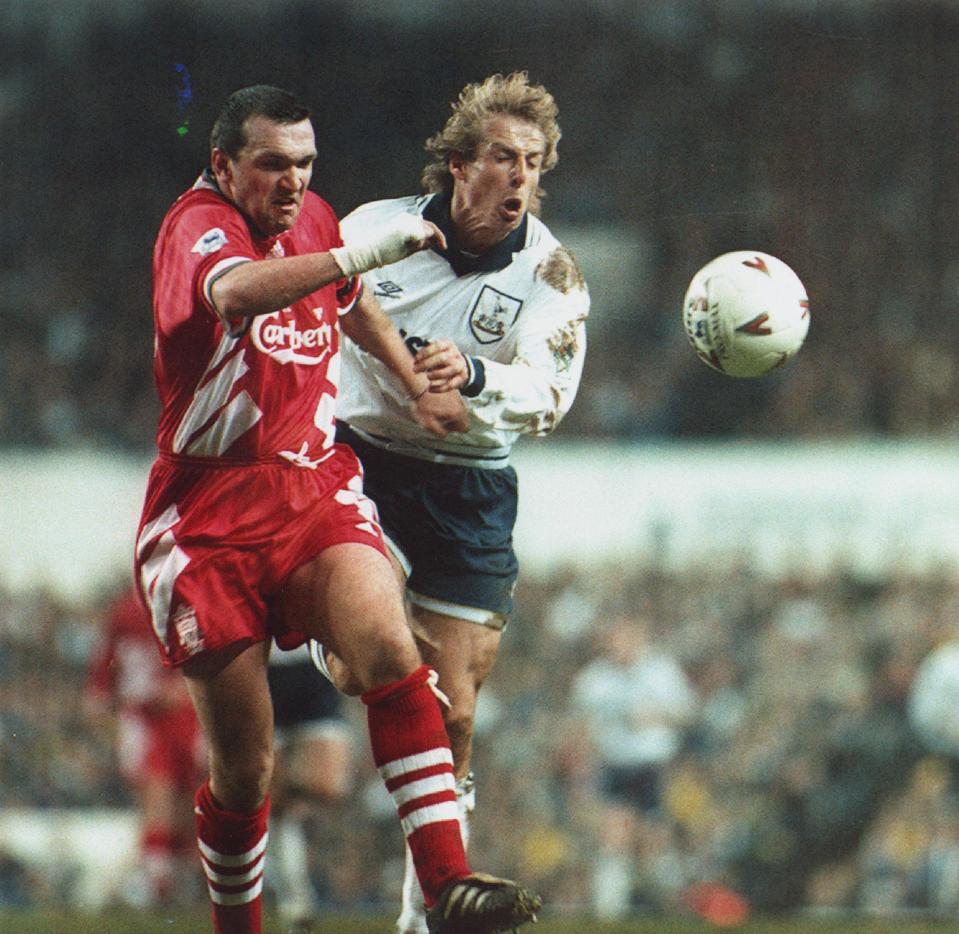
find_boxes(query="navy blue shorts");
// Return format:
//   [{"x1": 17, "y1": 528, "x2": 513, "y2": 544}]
[
  {"x1": 599, "y1": 764, "x2": 664, "y2": 813},
  {"x1": 268, "y1": 657, "x2": 344, "y2": 730},
  {"x1": 336, "y1": 422, "x2": 519, "y2": 620}
]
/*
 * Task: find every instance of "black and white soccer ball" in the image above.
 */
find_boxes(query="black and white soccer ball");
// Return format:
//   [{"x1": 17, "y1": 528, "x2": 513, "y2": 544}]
[{"x1": 682, "y1": 251, "x2": 810, "y2": 378}]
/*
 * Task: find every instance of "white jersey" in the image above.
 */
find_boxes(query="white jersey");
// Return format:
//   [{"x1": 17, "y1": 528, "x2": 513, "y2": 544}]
[{"x1": 338, "y1": 195, "x2": 589, "y2": 468}]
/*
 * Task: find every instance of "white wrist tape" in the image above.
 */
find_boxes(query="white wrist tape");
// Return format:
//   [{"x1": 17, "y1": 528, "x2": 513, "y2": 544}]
[{"x1": 330, "y1": 214, "x2": 431, "y2": 277}]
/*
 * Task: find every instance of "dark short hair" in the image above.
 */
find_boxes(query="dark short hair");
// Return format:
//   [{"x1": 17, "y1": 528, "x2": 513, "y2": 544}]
[{"x1": 210, "y1": 85, "x2": 311, "y2": 158}]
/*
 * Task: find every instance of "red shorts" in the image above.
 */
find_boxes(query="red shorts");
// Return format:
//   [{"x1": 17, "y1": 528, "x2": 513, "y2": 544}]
[
  {"x1": 117, "y1": 701, "x2": 205, "y2": 790},
  {"x1": 134, "y1": 444, "x2": 388, "y2": 666}
]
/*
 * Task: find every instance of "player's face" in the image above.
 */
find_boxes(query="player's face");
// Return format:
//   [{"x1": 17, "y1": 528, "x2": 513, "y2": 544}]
[
  {"x1": 449, "y1": 115, "x2": 545, "y2": 253},
  {"x1": 213, "y1": 116, "x2": 316, "y2": 237}
]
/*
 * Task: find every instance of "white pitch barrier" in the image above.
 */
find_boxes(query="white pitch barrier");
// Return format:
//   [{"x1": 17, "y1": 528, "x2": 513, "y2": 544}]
[{"x1": 3, "y1": 440, "x2": 959, "y2": 599}]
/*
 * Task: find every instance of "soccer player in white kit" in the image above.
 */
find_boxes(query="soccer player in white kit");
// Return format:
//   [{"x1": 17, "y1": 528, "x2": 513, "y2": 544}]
[{"x1": 311, "y1": 72, "x2": 589, "y2": 934}]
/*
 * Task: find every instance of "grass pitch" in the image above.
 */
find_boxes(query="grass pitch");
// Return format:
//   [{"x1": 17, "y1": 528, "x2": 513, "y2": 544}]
[{"x1": 0, "y1": 911, "x2": 957, "y2": 933}]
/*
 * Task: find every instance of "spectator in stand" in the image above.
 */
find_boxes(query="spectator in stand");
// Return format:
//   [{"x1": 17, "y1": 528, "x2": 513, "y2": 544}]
[
  {"x1": 570, "y1": 614, "x2": 698, "y2": 918},
  {"x1": 908, "y1": 638, "x2": 959, "y2": 780}
]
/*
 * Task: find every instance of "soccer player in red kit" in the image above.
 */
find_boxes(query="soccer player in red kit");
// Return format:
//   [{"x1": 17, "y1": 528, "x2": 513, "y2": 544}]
[
  {"x1": 134, "y1": 85, "x2": 540, "y2": 934},
  {"x1": 86, "y1": 585, "x2": 204, "y2": 905}
]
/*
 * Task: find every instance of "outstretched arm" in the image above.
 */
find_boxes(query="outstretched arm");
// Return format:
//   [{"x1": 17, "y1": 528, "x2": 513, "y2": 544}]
[
  {"x1": 210, "y1": 252, "x2": 347, "y2": 320},
  {"x1": 340, "y1": 288, "x2": 428, "y2": 402},
  {"x1": 211, "y1": 216, "x2": 446, "y2": 321}
]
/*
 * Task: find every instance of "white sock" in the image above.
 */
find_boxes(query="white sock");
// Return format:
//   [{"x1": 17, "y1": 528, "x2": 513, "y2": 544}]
[
  {"x1": 396, "y1": 773, "x2": 475, "y2": 934},
  {"x1": 271, "y1": 814, "x2": 317, "y2": 920},
  {"x1": 593, "y1": 851, "x2": 633, "y2": 919}
]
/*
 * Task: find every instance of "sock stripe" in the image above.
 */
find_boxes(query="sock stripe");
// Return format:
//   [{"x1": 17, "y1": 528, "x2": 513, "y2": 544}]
[
  {"x1": 391, "y1": 772, "x2": 456, "y2": 808},
  {"x1": 209, "y1": 875, "x2": 264, "y2": 906},
  {"x1": 197, "y1": 830, "x2": 269, "y2": 868},
  {"x1": 379, "y1": 747, "x2": 453, "y2": 782},
  {"x1": 397, "y1": 790, "x2": 457, "y2": 821},
  {"x1": 385, "y1": 762, "x2": 454, "y2": 794},
  {"x1": 201, "y1": 852, "x2": 266, "y2": 887},
  {"x1": 398, "y1": 793, "x2": 457, "y2": 822},
  {"x1": 401, "y1": 800, "x2": 460, "y2": 836}
]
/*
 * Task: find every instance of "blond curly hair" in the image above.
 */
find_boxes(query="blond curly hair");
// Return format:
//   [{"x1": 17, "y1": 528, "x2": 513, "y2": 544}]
[{"x1": 421, "y1": 72, "x2": 561, "y2": 216}]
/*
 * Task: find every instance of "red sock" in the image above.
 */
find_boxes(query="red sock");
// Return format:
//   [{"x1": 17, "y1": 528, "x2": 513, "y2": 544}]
[
  {"x1": 194, "y1": 780, "x2": 269, "y2": 934},
  {"x1": 363, "y1": 665, "x2": 470, "y2": 906},
  {"x1": 141, "y1": 824, "x2": 175, "y2": 902}
]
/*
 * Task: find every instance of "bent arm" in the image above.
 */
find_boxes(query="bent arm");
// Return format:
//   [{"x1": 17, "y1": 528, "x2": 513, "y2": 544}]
[
  {"x1": 210, "y1": 252, "x2": 346, "y2": 321},
  {"x1": 341, "y1": 288, "x2": 427, "y2": 400},
  {"x1": 464, "y1": 321, "x2": 587, "y2": 435},
  {"x1": 342, "y1": 289, "x2": 468, "y2": 437},
  {"x1": 415, "y1": 291, "x2": 589, "y2": 437}
]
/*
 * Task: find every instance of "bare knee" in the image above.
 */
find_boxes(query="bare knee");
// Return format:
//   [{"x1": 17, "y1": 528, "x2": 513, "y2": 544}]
[
  {"x1": 444, "y1": 704, "x2": 474, "y2": 750},
  {"x1": 328, "y1": 570, "x2": 422, "y2": 688},
  {"x1": 349, "y1": 622, "x2": 421, "y2": 689},
  {"x1": 284, "y1": 545, "x2": 422, "y2": 691},
  {"x1": 211, "y1": 743, "x2": 274, "y2": 812}
]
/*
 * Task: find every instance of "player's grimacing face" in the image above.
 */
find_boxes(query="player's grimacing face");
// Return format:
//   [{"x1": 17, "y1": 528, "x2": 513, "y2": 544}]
[
  {"x1": 213, "y1": 116, "x2": 316, "y2": 238},
  {"x1": 450, "y1": 115, "x2": 545, "y2": 250}
]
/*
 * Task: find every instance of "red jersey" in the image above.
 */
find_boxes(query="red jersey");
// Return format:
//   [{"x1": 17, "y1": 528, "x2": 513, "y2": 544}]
[
  {"x1": 88, "y1": 588, "x2": 204, "y2": 786},
  {"x1": 88, "y1": 588, "x2": 190, "y2": 714},
  {"x1": 137, "y1": 173, "x2": 387, "y2": 666},
  {"x1": 151, "y1": 174, "x2": 360, "y2": 463}
]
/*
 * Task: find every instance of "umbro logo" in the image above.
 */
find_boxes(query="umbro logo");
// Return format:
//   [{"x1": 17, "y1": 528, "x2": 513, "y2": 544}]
[{"x1": 374, "y1": 280, "x2": 403, "y2": 298}]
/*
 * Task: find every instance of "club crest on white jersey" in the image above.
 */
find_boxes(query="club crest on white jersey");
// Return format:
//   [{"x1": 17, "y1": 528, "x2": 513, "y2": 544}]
[{"x1": 469, "y1": 286, "x2": 523, "y2": 344}]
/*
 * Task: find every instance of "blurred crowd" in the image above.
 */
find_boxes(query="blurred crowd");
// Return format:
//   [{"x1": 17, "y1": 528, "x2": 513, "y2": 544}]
[
  {"x1": 4, "y1": 1, "x2": 959, "y2": 449},
  {"x1": 5, "y1": 560, "x2": 959, "y2": 920}
]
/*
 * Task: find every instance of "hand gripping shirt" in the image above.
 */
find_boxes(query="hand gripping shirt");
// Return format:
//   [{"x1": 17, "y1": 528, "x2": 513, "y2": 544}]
[
  {"x1": 151, "y1": 173, "x2": 359, "y2": 465},
  {"x1": 337, "y1": 194, "x2": 589, "y2": 468}
]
